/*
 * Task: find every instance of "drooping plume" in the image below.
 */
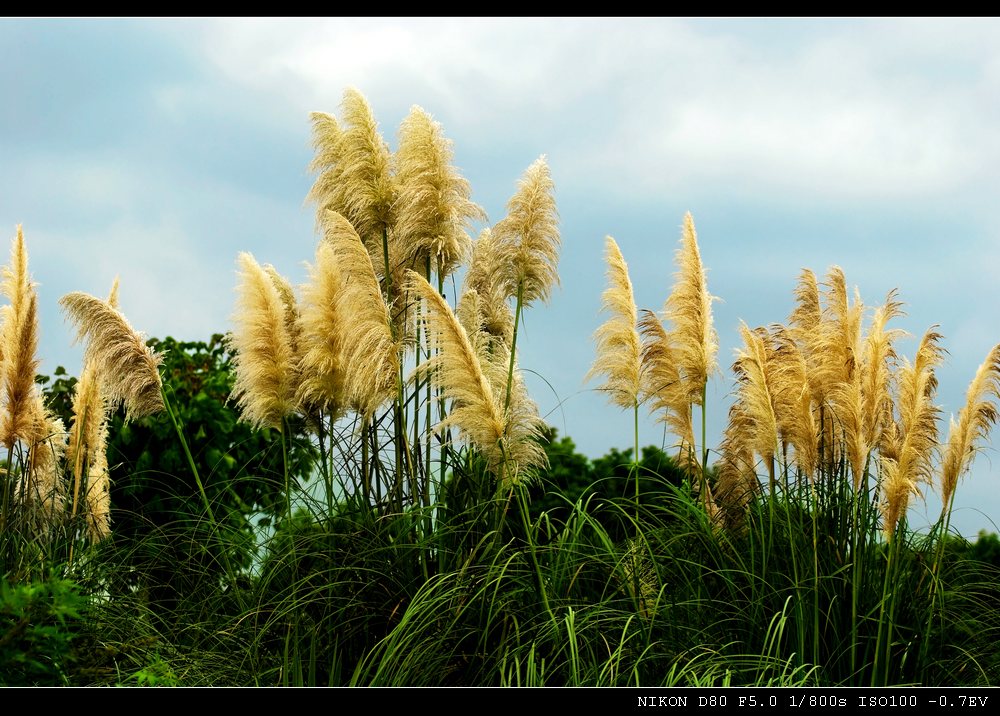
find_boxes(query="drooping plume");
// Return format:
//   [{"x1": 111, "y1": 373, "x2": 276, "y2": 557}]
[
  {"x1": 587, "y1": 237, "x2": 641, "y2": 410},
  {"x1": 639, "y1": 309, "x2": 695, "y2": 466},
  {"x1": 321, "y1": 211, "x2": 400, "y2": 419},
  {"x1": 60, "y1": 292, "x2": 165, "y2": 422},
  {"x1": 462, "y1": 227, "x2": 516, "y2": 344},
  {"x1": 394, "y1": 105, "x2": 486, "y2": 280},
  {"x1": 879, "y1": 328, "x2": 944, "y2": 540},
  {"x1": 858, "y1": 291, "x2": 906, "y2": 483},
  {"x1": 306, "y1": 111, "x2": 345, "y2": 226},
  {"x1": 409, "y1": 270, "x2": 545, "y2": 485},
  {"x1": 226, "y1": 253, "x2": 296, "y2": 430},
  {"x1": 64, "y1": 278, "x2": 121, "y2": 539},
  {"x1": 940, "y1": 344, "x2": 1000, "y2": 511}
]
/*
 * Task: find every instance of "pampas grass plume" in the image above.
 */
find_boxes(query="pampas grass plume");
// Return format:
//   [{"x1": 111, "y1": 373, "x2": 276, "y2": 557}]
[
  {"x1": 60, "y1": 292, "x2": 165, "y2": 422},
  {"x1": 587, "y1": 236, "x2": 641, "y2": 410}
]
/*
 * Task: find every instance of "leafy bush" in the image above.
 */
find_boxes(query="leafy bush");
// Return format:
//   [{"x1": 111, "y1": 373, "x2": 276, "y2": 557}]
[{"x1": 0, "y1": 574, "x2": 84, "y2": 685}]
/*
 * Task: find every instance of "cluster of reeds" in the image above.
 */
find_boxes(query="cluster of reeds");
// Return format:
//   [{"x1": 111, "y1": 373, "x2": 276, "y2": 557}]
[
  {"x1": 228, "y1": 88, "x2": 559, "y2": 531},
  {"x1": 0, "y1": 225, "x2": 167, "y2": 577},
  {"x1": 589, "y1": 215, "x2": 1000, "y2": 542},
  {"x1": 588, "y1": 216, "x2": 1000, "y2": 684}
]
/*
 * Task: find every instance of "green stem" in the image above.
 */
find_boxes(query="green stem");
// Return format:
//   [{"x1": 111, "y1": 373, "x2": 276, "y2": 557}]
[
  {"x1": 515, "y1": 482, "x2": 553, "y2": 620},
  {"x1": 161, "y1": 387, "x2": 239, "y2": 594},
  {"x1": 633, "y1": 399, "x2": 640, "y2": 529},
  {"x1": 163, "y1": 388, "x2": 215, "y2": 526},
  {"x1": 504, "y1": 279, "x2": 525, "y2": 414}
]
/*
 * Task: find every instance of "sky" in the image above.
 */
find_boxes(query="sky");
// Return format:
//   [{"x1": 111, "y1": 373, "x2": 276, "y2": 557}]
[{"x1": 2, "y1": 17, "x2": 1000, "y2": 539}]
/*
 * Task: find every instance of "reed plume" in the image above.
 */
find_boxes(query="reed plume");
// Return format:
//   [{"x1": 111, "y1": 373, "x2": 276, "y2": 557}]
[
  {"x1": 1, "y1": 294, "x2": 40, "y2": 449},
  {"x1": 813, "y1": 267, "x2": 864, "y2": 469},
  {"x1": 1, "y1": 228, "x2": 41, "y2": 448},
  {"x1": 409, "y1": 270, "x2": 544, "y2": 484},
  {"x1": 334, "y1": 88, "x2": 396, "y2": 253},
  {"x1": 60, "y1": 292, "x2": 165, "y2": 422},
  {"x1": 715, "y1": 401, "x2": 758, "y2": 530},
  {"x1": 587, "y1": 237, "x2": 641, "y2": 410},
  {"x1": 22, "y1": 412, "x2": 67, "y2": 521},
  {"x1": 788, "y1": 268, "x2": 825, "y2": 407},
  {"x1": 321, "y1": 210, "x2": 400, "y2": 418},
  {"x1": 0, "y1": 228, "x2": 65, "y2": 525},
  {"x1": 226, "y1": 253, "x2": 297, "y2": 430},
  {"x1": 66, "y1": 278, "x2": 118, "y2": 533},
  {"x1": 265, "y1": 265, "x2": 301, "y2": 352},
  {"x1": 665, "y1": 212, "x2": 718, "y2": 406},
  {"x1": 494, "y1": 156, "x2": 560, "y2": 306},
  {"x1": 768, "y1": 325, "x2": 818, "y2": 478},
  {"x1": 462, "y1": 228, "x2": 515, "y2": 344},
  {"x1": 940, "y1": 344, "x2": 1000, "y2": 510},
  {"x1": 295, "y1": 242, "x2": 347, "y2": 415},
  {"x1": 858, "y1": 291, "x2": 906, "y2": 483},
  {"x1": 639, "y1": 309, "x2": 695, "y2": 466},
  {"x1": 84, "y1": 428, "x2": 111, "y2": 542},
  {"x1": 306, "y1": 111, "x2": 345, "y2": 226},
  {"x1": 733, "y1": 323, "x2": 779, "y2": 485},
  {"x1": 394, "y1": 105, "x2": 486, "y2": 280},
  {"x1": 879, "y1": 328, "x2": 944, "y2": 540}
]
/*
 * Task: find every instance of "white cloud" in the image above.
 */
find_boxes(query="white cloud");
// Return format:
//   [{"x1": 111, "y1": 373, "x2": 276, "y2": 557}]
[{"x1": 185, "y1": 18, "x2": 1000, "y2": 206}]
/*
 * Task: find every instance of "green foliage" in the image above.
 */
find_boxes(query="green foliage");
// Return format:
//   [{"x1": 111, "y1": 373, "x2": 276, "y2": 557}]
[
  {"x1": 43, "y1": 335, "x2": 317, "y2": 612},
  {"x1": 0, "y1": 573, "x2": 84, "y2": 685},
  {"x1": 529, "y1": 426, "x2": 688, "y2": 540},
  {"x1": 32, "y1": 348, "x2": 1000, "y2": 686},
  {"x1": 966, "y1": 530, "x2": 1000, "y2": 569}
]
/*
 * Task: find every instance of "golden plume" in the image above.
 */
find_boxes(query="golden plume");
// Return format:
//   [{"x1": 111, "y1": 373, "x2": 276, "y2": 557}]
[
  {"x1": 664, "y1": 212, "x2": 718, "y2": 406},
  {"x1": 639, "y1": 309, "x2": 695, "y2": 466},
  {"x1": 264, "y1": 265, "x2": 301, "y2": 352},
  {"x1": 768, "y1": 325, "x2": 818, "y2": 478},
  {"x1": 295, "y1": 241, "x2": 347, "y2": 415},
  {"x1": 462, "y1": 227, "x2": 515, "y2": 344},
  {"x1": 409, "y1": 270, "x2": 545, "y2": 485},
  {"x1": 879, "y1": 328, "x2": 944, "y2": 540},
  {"x1": 859, "y1": 291, "x2": 906, "y2": 479},
  {"x1": 85, "y1": 443, "x2": 111, "y2": 543},
  {"x1": 306, "y1": 111, "x2": 345, "y2": 226},
  {"x1": 733, "y1": 323, "x2": 778, "y2": 484},
  {"x1": 788, "y1": 268, "x2": 826, "y2": 410},
  {"x1": 715, "y1": 401, "x2": 759, "y2": 531},
  {"x1": 494, "y1": 156, "x2": 560, "y2": 306},
  {"x1": 60, "y1": 292, "x2": 165, "y2": 422},
  {"x1": 819, "y1": 267, "x2": 865, "y2": 390},
  {"x1": 321, "y1": 211, "x2": 400, "y2": 418},
  {"x1": 940, "y1": 344, "x2": 1000, "y2": 510},
  {"x1": 811, "y1": 266, "x2": 864, "y2": 469},
  {"x1": 394, "y1": 105, "x2": 486, "y2": 280},
  {"x1": 1, "y1": 227, "x2": 41, "y2": 448},
  {"x1": 587, "y1": 237, "x2": 641, "y2": 411},
  {"x1": 66, "y1": 278, "x2": 119, "y2": 530},
  {"x1": 23, "y1": 412, "x2": 67, "y2": 521},
  {"x1": 335, "y1": 88, "x2": 396, "y2": 253},
  {"x1": 226, "y1": 252, "x2": 296, "y2": 430},
  {"x1": 1, "y1": 296, "x2": 40, "y2": 449}
]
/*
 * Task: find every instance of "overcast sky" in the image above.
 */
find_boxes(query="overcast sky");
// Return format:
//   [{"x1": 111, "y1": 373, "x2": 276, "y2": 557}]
[{"x1": 3, "y1": 17, "x2": 1000, "y2": 538}]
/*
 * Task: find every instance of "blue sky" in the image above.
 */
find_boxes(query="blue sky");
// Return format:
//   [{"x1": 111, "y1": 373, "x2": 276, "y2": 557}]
[{"x1": 3, "y1": 17, "x2": 1000, "y2": 538}]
